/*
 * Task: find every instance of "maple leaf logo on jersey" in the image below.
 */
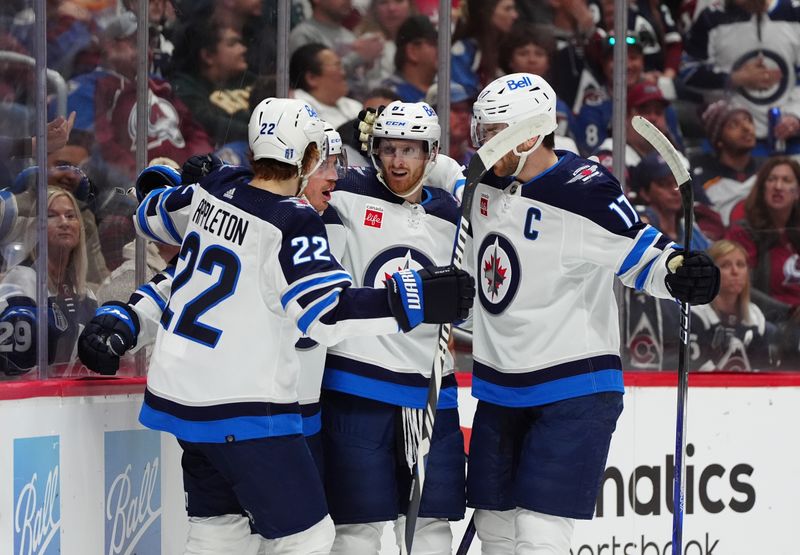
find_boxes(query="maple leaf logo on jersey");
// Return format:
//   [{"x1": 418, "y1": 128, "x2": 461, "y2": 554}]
[
  {"x1": 383, "y1": 254, "x2": 413, "y2": 284},
  {"x1": 483, "y1": 252, "x2": 507, "y2": 299}
]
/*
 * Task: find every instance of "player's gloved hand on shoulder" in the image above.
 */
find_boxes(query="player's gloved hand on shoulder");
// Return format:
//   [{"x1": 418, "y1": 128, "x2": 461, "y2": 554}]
[
  {"x1": 387, "y1": 265, "x2": 475, "y2": 332},
  {"x1": 665, "y1": 251, "x2": 720, "y2": 305},
  {"x1": 135, "y1": 164, "x2": 181, "y2": 202},
  {"x1": 181, "y1": 153, "x2": 224, "y2": 185},
  {"x1": 78, "y1": 302, "x2": 139, "y2": 376},
  {"x1": 354, "y1": 106, "x2": 384, "y2": 152}
]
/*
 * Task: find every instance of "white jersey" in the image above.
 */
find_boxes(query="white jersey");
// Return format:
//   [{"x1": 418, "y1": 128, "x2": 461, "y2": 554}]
[
  {"x1": 321, "y1": 166, "x2": 464, "y2": 409},
  {"x1": 133, "y1": 166, "x2": 399, "y2": 443},
  {"x1": 467, "y1": 151, "x2": 677, "y2": 407}
]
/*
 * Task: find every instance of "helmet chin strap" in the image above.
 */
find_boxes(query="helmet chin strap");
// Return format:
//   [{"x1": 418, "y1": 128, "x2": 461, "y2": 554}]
[
  {"x1": 510, "y1": 135, "x2": 545, "y2": 179},
  {"x1": 296, "y1": 156, "x2": 324, "y2": 196}
]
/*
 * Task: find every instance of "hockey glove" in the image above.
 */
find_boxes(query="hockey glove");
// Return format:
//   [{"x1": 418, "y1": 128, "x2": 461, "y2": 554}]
[
  {"x1": 135, "y1": 164, "x2": 182, "y2": 202},
  {"x1": 354, "y1": 106, "x2": 384, "y2": 152},
  {"x1": 78, "y1": 302, "x2": 139, "y2": 376},
  {"x1": 387, "y1": 265, "x2": 475, "y2": 332},
  {"x1": 181, "y1": 153, "x2": 224, "y2": 185},
  {"x1": 665, "y1": 251, "x2": 720, "y2": 305}
]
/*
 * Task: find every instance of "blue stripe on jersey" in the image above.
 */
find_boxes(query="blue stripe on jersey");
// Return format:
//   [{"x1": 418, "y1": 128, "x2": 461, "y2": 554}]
[
  {"x1": 281, "y1": 272, "x2": 352, "y2": 309},
  {"x1": 137, "y1": 188, "x2": 169, "y2": 243},
  {"x1": 635, "y1": 256, "x2": 658, "y2": 290},
  {"x1": 472, "y1": 369, "x2": 624, "y2": 408},
  {"x1": 298, "y1": 290, "x2": 340, "y2": 334},
  {"x1": 302, "y1": 412, "x2": 322, "y2": 436},
  {"x1": 139, "y1": 403, "x2": 303, "y2": 442},
  {"x1": 452, "y1": 178, "x2": 465, "y2": 197},
  {"x1": 138, "y1": 283, "x2": 167, "y2": 310},
  {"x1": 618, "y1": 227, "x2": 660, "y2": 276},
  {"x1": 157, "y1": 188, "x2": 183, "y2": 243},
  {"x1": 322, "y1": 368, "x2": 458, "y2": 409}
]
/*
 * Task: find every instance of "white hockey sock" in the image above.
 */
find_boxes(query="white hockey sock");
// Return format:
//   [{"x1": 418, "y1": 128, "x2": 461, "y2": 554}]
[
  {"x1": 263, "y1": 514, "x2": 335, "y2": 555},
  {"x1": 394, "y1": 515, "x2": 453, "y2": 555},
  {"x1": 329, "y1": 521, "x2": 386, "y2": 555},
  {"x1": 514, "y1": 510, "x2": 574, "y2": 555},
  {"x1": 474, "y1": 509, "x2": 516, "y2": 555},
  {"x1": 184, "y1": 514, "x2": 261, "y2": 555}
]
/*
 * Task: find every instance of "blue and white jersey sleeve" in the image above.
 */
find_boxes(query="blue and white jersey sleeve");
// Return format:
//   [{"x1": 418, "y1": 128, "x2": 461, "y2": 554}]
[
  {"x1": 272, "y1": 207, "x2": 398, "y2": 346},
  {"x1": 563, "y1": 177, "x2": 676, "y2": 299},
  {"x1": 426, "y1": 154, "x2": 466, "y2": 204},
  {"x1": 126, "y1": 263, "x2": 175, "y2": 353},
  {"x1": 134, "y1": 184, "x2": 196, "y2": 246}
]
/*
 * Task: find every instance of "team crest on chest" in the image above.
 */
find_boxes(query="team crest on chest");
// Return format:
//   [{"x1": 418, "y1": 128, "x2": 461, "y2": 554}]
[
  {"x1": 364, "y1": 246, "x2": 434, "y2": 288},
  {"x1": 477, "y1": 234, "x2": 520, "y2": 314},
  {"x1": 364, "y1": 204, "x2": 384, "y2": 228}
]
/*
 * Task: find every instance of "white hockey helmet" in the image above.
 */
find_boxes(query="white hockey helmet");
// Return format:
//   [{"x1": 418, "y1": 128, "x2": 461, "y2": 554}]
[
  {"x1": 472, "y1": 73, "x2": 558, "y2": 176},
  {"x1": 322, "y1": 123, "x2": 348, "y2": 179},
  {"x1": 248, "y1": 97, "x2": 326, "y2": 184},
  {"x1": 369, "y1": 101, "x2": 440, "y2": 199}
]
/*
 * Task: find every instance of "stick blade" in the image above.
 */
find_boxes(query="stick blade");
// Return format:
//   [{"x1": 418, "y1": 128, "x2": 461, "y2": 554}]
[{"x1": 631, "y1": 116, "x2": 690, "y2": 185}]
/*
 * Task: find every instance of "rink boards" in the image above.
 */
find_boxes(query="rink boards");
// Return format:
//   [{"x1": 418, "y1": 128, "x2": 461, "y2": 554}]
[{"x1": 0, "y1": 372, "x2": 798, "y2": 555}]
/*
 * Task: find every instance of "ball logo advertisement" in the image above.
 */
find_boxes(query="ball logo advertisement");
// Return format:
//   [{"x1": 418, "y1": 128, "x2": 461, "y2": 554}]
[
  {"x1": 13, "y1": 435, "x2": 61, "y2": 555},
  {"x1": 104, "y1": 430, "x2": 162, "y2": 555}
]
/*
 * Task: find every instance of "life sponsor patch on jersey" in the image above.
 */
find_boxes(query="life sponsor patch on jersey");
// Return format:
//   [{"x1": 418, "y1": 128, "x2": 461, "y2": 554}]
[
  {"x1": 477, "y1": 233, "x2": 520, "y2": 314},
  {"x1": 363, "y1": 246, "x2": 434, "y2": 288},
  {"x1": 480, "y1": 193, "x2": 489, "y2": 217},
  {"x1": 566, "y1": 164, "x2": 601, "y2": 184},
  {"x1": 364, "y1": 204, "x2": 384, "y2": 228}
]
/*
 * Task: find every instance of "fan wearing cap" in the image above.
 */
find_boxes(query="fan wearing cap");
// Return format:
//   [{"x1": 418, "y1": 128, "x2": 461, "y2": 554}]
[
  {"x1": 574, "y1": 31, "x2": 684, "y2": 156},
  {"x1": 381, "y1": 15, "x2": 439, "y2": 103},
  {"x1": 691, "y1": 100, "x2": 764, "y2": 226},
  {"x1": 634, "y1": 152, "x2": 711, "y2": 251},
  {"x1": 77, "y1": 97, "x2": 474, "y2": 555},
  {"x1": 595, "y1": 81, "x2": 689, "y2": 187},
  {"x1": 425, "y1": 82, "x2": 476, "y2": 166}
]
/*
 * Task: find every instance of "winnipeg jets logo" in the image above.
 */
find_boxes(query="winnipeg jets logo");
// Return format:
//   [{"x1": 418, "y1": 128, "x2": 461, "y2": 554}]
[
  {"x1": 566, "y1": 164, "x2": 601, "y2": 184},
  {"x1": 364, "y1": 246, "x2": 433, "y2": 289},
  {"x1": 477, "y1": 234, "x2": 520, "y2": 314},
  {"x1": 483, "y1": 247, "x2": 507, "y2": 300}
]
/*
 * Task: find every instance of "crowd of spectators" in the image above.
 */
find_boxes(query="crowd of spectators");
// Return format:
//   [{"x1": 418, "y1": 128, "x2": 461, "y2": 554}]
[{"x1": 1, "y1": 0, "x2": 800, "y2": 376}]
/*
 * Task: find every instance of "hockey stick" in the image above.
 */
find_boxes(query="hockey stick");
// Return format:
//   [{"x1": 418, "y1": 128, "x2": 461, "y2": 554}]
[
  {"x1": 455, "y1": 514, "x2": 476, "y2": 555},
  {"x1": 631, "y1": 116, "x2": 693, "y2": 555},
  {"x1": 402, "y1": 114, "x2": 551, "y2": 555}
]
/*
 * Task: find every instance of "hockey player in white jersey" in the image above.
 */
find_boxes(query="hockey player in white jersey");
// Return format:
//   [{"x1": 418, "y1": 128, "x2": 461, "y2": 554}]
[
  {"x1": 79, "y1": 97, "x2": 474, "y2": 555},
  {"x1": 317, "y1": 101, "x2": 469, "y2": 555},
  {"x1": 458, "y1": 73, "x2": 720, "y2": 553}
]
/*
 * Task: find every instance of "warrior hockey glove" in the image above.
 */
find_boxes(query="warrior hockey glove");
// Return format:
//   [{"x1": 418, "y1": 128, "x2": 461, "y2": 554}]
[
  {"x1": 181, "y1": 153, "x2": 224, "y2": 185},
  {"x1": 135, "y1": 164, "x2": 181, "y2": 202},
  {"x1": 78, "y1": 302, "x2": 139, "y2": 376},
  {"x1": 387, "y1": 265, "x2": 475, "y2": 332},
  {"x1": 665, "y1": 251, "x2": 720, "y2": 305},
  {"x1": 354, "y1": 106, "x2": 384, "y2": 152}
]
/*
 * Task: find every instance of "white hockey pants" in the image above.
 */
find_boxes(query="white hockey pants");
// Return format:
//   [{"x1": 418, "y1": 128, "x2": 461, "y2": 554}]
[
  {"x1": 474, "y1": 508, "x2": 574, "y2": 554},
  {"x1": 329, "y1": 517, "x2": 452, "y2": 555}
]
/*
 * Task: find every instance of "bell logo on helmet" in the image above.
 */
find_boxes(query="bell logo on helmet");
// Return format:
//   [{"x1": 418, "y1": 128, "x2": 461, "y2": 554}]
[
  {"x1": 304, "y1": 104, "x2": 317, "y2": 117},
  {"x1": 422, "y1": 105, "x2": 436, "y2": 117},
  {"x1": 506, "y1": 75, "x2": 533, "y2": 91}
]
